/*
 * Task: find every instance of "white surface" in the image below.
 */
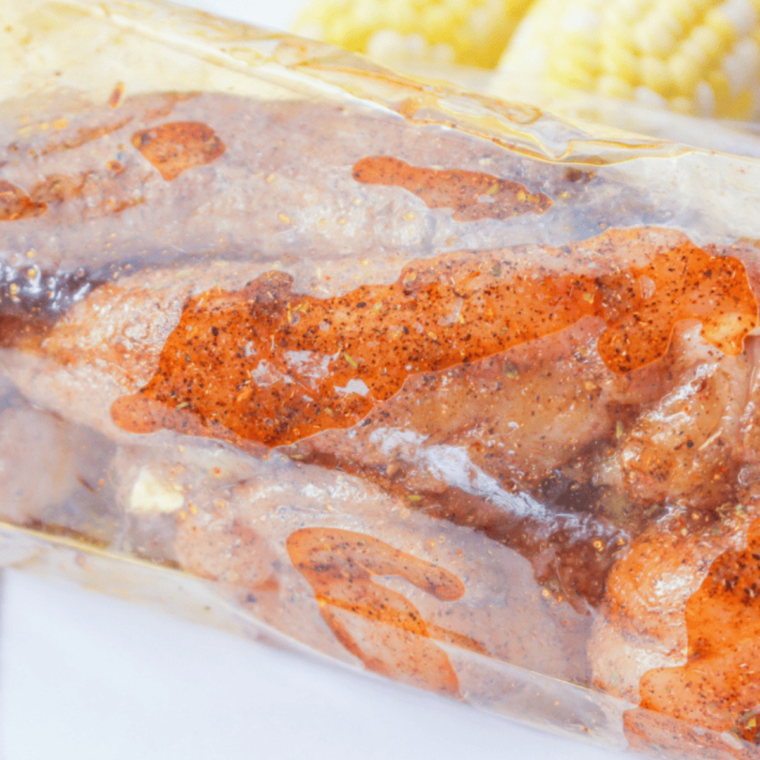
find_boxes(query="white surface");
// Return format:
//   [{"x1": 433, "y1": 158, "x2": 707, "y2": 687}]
[
  {"x1": 0, "y1": 570, "x2": 637, "y2": 760},
  {"x1": 176, "y1": 0, "x2": 303, "y2": 29},
  {"x1": 0, "y1": 2, "x2": 643, "y2": 759}
]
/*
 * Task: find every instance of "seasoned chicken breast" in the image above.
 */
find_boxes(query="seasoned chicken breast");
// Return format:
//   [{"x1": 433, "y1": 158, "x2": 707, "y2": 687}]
[{"x1": 4, "y1": 88, "x2": 760, "y2": 756}]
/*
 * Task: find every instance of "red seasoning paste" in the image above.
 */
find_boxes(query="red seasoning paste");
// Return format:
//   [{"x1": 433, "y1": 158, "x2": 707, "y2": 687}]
[
  {"x1": 130, "y1": 122, "x2": 226, "y2": 181},
  {"x1": 352, "y1": 156, "x2": 552, "y2": 221},
  {"x1": 286, "y1": 527, "x2": 476, "y2": 695},
  {"x1": 111, "y1": 228, "x2": 757, "y2": 448}
]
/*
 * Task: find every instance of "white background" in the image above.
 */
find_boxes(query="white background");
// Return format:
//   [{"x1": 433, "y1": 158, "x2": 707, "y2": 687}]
[{"x1": 0, "y1": 1, "x2": 645, "y2": 758}]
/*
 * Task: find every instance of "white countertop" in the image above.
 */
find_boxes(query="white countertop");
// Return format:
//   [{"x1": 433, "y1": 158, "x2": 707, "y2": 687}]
[{"x1": 1, "y1": 569, "x2": 639, "y2": 760}]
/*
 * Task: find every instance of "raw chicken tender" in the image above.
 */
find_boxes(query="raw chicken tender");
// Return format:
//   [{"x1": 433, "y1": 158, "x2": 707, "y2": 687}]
[{"x1": 112, "y1": 442, "x2": 591, "y2": 693}]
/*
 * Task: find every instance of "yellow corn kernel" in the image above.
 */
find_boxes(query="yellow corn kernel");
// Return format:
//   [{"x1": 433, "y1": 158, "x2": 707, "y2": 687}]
[
  {"x1": 423, "y1": 4, "x2": 455, "y2": 42},
  {"x1": 724, "y1": 86, "x2": 755, "y2": 119},
  {"x1": 721, "y1": 0, "x2": 760, "y2": 37},
  {"x1": 689, "y1": 23, "x2": 729, "y2": 60},
  {"x1": 704, "y1": 7, "x2": 739, "y2": 45},
  {"x1": 669, "y1": 0, "x2": 702, "y2": 28},
  {"x1": 597, "y1": 73, "x2": 636, "y2": 98},
  {"x1": 613, "y1": 0, "x2": 648, "y2": 25},
  {"x1": 446, "y1": 0, "x2": 473, "y2": 17},
  {"x1": 557, "y1": 41, "x2": 602, "y2": 75},
  {"x1": 329, "y1": 15, "x2": 358, "y2": 47},
  {"x1": 453, "y1": 25, "x2": 476, "y2": 52},
  {"x1": 603, "y1": 19, "x2": 639, "y2": 51},
  {"x1": 599, "y1": 45, "x2": 639, "y2": 82},
  {"x1": 548, "y1": 54, "x2": 596, "y2": 89},
  {"x1": 635, "y1": 13, "x2": 680, "y2": 57},
  {"x1": 669, "y1": 94, "x2": 693, "y2": 113},
  {"x1": 634, "y1": 85, "x2": 669, "y2": 109},
  {"x1": 707, "y1": 69, "x2": 734, "y2": 112},
  {"x1": 640, "y1": 55, "x2": 672, "y2": 94},
  {"x1": 723, "y1": 37, "x2": 760, "y2": 96},
  {"x1": 694, "y1": 79, "x2": 718, "y2": 116},
  {"x1": 668, "y1": 51, "x2": 702, "y2": 95},
  {"x1": 351, "y1": 0, "x2": 382, "y2": 27},
  {"x1": 387, "y1": 0, "x2": 417, "y2": 34}
]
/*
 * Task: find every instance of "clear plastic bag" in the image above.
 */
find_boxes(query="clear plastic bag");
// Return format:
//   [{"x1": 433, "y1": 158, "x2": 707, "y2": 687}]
[{"x1": 2, "y1": 2, "x2": 760, "y2": 757}]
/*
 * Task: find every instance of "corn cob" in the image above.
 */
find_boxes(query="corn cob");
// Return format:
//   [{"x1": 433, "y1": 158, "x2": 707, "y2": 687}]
[
  {"x1": 292, "y1": 0, "x2": 533, "y2": 68},
  {"x1": 499, "y1": 0, "x2": 760, "y2": 119}
]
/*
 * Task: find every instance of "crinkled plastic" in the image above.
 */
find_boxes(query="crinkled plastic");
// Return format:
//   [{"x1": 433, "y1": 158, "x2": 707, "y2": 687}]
[{"x1": 3, "y1": 2, "x2": 760, "y2": 758}]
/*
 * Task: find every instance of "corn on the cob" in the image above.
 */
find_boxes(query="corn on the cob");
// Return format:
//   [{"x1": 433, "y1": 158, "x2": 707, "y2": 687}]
[
  {"x1": 292, "y1": 0, "x2": 533, "y2": 68},
  {"x1": 498, "y1": 0, "x2": 760, "y2": 119}
]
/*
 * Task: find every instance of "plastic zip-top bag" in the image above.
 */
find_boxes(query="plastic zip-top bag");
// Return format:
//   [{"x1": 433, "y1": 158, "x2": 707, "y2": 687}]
[{"x1": 3, "y1": 1, "x2": 760, "y2": 757}]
